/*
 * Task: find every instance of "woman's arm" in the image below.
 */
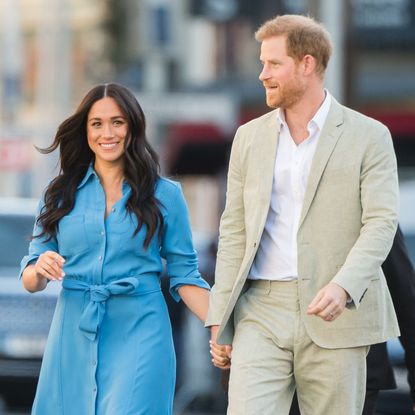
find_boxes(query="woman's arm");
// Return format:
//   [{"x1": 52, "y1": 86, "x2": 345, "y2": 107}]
[
  {"x1": 178, "y1": 285, "x2": 209, "y2": 322},
  {"x1": 159, "y1": 181, "x2": 211, "y2": 314}
]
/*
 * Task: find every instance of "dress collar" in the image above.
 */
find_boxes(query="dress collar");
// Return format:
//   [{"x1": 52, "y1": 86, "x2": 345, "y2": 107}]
[
  {"x1": 77, "y1": 163, "x2": 131, "y2": 196},
  {"x1": 77, "y1": 164, "x2": 98, "y2": 189}
]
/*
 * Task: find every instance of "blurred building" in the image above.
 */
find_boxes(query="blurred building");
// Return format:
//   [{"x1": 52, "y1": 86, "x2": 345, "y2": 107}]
[
  {"x1": 0, "y1": 1, "x2": 414, "y2": 412},
  {"x1": 348, "y1": 0, "x2": 415, "y2": 167},
  {"x1": 0, "y1": 0, "x2": 111, "y2": 196},
  {"x1": 0, "y1": 0, "x2": 414, "y2": 232}
]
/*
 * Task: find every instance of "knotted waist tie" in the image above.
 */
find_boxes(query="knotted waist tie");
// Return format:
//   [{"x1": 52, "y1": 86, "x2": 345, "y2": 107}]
[{"x1": 62, "y1": 276, "x2": 161, "y2": 341}]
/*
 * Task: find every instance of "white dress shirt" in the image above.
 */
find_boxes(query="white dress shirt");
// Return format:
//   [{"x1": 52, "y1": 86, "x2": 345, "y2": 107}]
[{"x1": 249, "y1": 91, "x2": 332, "y2": 281}]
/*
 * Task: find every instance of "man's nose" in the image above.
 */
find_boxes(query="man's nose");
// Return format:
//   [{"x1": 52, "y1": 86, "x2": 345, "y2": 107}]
[{"x1": 259, "y1": 65, "x2": 270, "y2": 81}]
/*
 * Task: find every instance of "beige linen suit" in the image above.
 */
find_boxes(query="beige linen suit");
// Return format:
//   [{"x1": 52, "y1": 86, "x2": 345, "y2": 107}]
[{"x1": 206, "y1": 98, "x2": 400, "y2": 412}]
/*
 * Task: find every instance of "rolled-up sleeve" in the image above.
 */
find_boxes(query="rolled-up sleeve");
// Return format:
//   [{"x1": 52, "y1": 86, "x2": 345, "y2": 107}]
[
  {"x1": 160, "y1": 182, "x2": 210, "y2": 302},
  {"x1": 19, "y1": 200, "x2": 58, "y2": 278}
]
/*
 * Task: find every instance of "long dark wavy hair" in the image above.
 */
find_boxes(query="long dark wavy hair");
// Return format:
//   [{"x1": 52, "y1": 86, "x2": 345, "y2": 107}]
[{"x1": 36, "y1": 83, "x2": 163, "y2": 248}]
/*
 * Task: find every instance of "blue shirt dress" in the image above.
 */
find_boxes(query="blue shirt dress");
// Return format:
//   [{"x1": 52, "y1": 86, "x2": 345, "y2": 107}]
[{"x1": 20, "y1": 165, "x2": 210, "y2": 415}]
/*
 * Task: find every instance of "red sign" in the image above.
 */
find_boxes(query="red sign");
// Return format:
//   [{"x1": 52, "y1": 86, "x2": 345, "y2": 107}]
[
  {"x1": 363, "y1": 110, "x2": 415, "y2": 138},
  {"x1": 0, "y1": 139, "x2": 33, "y2": 171}
]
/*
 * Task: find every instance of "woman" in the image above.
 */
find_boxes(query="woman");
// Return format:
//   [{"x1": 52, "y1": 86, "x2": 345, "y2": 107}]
[{"x1": 20, "y1": 83, "x2": 210, "y2": 414}]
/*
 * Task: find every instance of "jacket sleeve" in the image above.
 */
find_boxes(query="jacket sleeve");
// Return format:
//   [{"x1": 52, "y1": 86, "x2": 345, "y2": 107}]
[{"x1": 332, "y1": 126, "x2": 399, "y2": 306}]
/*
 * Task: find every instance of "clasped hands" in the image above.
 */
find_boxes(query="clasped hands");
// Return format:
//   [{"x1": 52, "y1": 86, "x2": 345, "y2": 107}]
[
  {"x1": 209, "y1": 325, "x2": 232, "y2": 369},
  {"x1": 209, "y1": 282, "x2": 348, "y2": 369}
]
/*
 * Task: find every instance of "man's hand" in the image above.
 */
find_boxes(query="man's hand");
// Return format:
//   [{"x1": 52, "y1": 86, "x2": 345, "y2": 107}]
[
  {"x1": 307, "y1": 282, "x2": 348, "y2": 321},
  {"x1": 210, "y1": 325, "x2": 232, "y2": 370}
]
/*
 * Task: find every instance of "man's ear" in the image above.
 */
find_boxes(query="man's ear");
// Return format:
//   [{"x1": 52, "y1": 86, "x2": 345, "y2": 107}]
[{"x1": 301, "y1": 54, "x2": 317, "y2": 76}]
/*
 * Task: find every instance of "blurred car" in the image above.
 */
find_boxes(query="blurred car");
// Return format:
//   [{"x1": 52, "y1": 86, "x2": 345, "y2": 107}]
[{"x1": 0, "y1": 198, "x2": 61, "y2": 407}]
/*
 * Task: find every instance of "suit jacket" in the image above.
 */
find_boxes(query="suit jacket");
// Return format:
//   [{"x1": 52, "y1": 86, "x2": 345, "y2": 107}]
[{"x1": 206, "y1": 97, "x2": 400, "y2": 348}]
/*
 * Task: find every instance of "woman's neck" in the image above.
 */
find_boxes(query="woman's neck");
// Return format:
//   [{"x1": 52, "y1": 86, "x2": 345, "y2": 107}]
[{"x1": 93, "y1": 161, "x2": 124, "y2": 192}]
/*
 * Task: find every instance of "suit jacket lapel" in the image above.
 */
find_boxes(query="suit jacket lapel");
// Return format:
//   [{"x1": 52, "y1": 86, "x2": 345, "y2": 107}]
[{"x1": 299, "y1": 98, "x2": 345, "y2": 228}]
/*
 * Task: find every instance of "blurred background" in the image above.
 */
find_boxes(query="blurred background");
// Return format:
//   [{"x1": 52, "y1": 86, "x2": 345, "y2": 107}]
[{"x1": 0, "y1": 0, "x2": 414, "y2": 414}]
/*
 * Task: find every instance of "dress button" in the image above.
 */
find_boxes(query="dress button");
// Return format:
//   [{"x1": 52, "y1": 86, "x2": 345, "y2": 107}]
[
  {"x1": 92, "y1": 360, "x2": 97, "y2": 366},
  {"x1": 100, "y1": 231, "x2": 104, "y2": 236},
  {"x1": 98, "y1": 255, "x2": 102, "y2": 261},
  {"x1": 93, "y1": 387, "x2": 97, "y2": 393},
  {"x1": 111, "y1": 207, "x2": 116, "y2": 213}
]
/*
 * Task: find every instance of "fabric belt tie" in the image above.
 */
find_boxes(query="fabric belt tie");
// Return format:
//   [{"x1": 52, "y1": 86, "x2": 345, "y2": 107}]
[{"x1": 62, "y1": 277, "x2": 144, "y2": 341}]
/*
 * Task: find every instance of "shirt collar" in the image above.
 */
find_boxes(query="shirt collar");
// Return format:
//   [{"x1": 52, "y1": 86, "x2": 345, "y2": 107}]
[
  {"x1": 276, "y1": 108, "x2": 285, "y2": 128},
  {"x1": 311, "y1": 89, "x2": 331, "y2": 131},
  {"x1": 77, "y1": 164, "x2": 98, "y2": 189},
  {"x1": 276, "y1": 89, "x2": 332, "y2": 132}
]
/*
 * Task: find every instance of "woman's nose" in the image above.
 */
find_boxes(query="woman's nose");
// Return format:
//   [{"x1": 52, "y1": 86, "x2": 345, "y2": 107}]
[{"x1": 102, "y1": 123, "x2": 114, "y2": 138}]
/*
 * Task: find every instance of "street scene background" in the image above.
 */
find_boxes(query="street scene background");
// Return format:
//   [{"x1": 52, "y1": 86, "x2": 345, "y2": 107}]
[{"x1": 0, "y1": 0, "x2": 415, "y2": 414}]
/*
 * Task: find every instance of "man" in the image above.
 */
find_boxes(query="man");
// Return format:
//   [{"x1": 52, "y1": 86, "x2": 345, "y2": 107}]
[
  {"x1": 206, "y1": 14, "x2": 399, "y2": 415},
  {"x1": 289, "y1": 226, "x2": 415, "y2": 414}
]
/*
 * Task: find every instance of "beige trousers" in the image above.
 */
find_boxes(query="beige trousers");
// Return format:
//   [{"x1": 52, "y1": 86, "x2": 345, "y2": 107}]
[{"x1": 228, "y1": 280, "x2": 368, "y2": 415}]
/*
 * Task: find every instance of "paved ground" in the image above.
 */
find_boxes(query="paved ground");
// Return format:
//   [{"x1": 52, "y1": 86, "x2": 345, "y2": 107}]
[
  {"x1": 0, "y1": 401, "x2": 225, "y2": 415},
  {"x1": 0, "y1": 406, "x2": 224, "y2": 415},
  {"x1": 0, "y1": 367, "x2": 411, "y2": 414}
]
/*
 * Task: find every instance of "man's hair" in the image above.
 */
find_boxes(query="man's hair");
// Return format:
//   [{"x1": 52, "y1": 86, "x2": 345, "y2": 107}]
[{"x1": 255, "y1": 14, "x2": 332, "y2": 77}]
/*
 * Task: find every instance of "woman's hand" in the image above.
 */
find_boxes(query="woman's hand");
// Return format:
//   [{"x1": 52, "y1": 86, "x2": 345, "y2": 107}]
[
  {"x1": 22, "y1": 251, "x2": 65, "y2": 293},
  {"x1": 35, "y1": 251, "x2": 66, "y2": 281}
]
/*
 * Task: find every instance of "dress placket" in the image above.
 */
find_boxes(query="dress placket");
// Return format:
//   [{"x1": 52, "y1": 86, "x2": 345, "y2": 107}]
[{"x1": 91, "y1": 179, "x2": 107, "y2": 413}]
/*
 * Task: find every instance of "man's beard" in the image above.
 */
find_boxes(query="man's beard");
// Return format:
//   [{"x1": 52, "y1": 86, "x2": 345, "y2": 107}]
[{"x1": 266, "y1": 75, "x2": 306, "y2": 109}]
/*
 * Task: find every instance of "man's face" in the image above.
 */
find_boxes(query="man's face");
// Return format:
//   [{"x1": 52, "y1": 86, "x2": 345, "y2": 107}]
[{"x1": 259, "y1": 35, "x2": 306, "y2": 109}]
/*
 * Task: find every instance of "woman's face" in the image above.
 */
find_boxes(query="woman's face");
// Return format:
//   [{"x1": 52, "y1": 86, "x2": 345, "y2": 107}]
[{"x1": 87, "y1": 97, "x2": 129, "y2": 168}]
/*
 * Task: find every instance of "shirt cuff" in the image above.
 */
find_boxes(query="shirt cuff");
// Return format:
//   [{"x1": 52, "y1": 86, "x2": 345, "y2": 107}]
[
  {"x1": 19, "y1": 255, "x2": 38, "y2": 279},
  {"x1": 169, "y1": 276, "x2": 210, "y2": 302}
]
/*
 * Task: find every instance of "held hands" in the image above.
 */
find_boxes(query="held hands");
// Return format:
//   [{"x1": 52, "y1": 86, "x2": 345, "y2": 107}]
[
  {"x1": 307, "y1": 282, "x2": 348, "y2": 322},
  {"x1": 209, "y1": 325, "x2": 232, "y2": 370},
  {"x1": 35, "y1": 251, "x2": 66, "y2": 282}
]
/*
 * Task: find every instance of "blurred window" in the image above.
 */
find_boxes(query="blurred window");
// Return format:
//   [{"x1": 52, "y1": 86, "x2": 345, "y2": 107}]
[
  {"x1": 151, "y1": 6, "x2": 171, "y2": 48},
  {"x1": 351, "y1": 0, "x2": 415, "y2": 49}
]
